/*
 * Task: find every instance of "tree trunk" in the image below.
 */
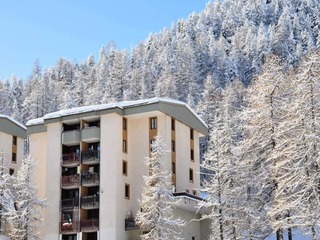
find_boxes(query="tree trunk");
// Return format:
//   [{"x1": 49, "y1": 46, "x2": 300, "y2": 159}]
[
  {"x1": 276, "y1": 228, "x2": 283, "y2": 240},
  {"x1": 287, "y1": 227, "x2": 292, "y2": 240},
  {"x1": 312, "y1": 224, "x2": 316, "y2": 240}
]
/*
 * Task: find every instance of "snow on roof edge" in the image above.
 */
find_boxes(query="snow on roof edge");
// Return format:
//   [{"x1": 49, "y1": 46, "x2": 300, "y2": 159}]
[
  {"x1": 26, "y1": 118, "x2": 44, "y2": 126},
  {"x1": 25, "y1": 98, "x2": 207, "y2": 130},
  {"x1": 0, "y1": 114, "x2": 26, "y2": 130}
]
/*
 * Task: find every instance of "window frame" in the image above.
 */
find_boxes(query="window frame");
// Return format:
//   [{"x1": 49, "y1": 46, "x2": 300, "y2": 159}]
[
  {"x1": 12, "y1": 152, "x2": 17, "y2": 164},
  {"x1": 150, "y1": 117, "x2": 157, "y2": 130},
  {"x1": 189, "y1": 168, "x2": 194, "y2": 183},
  {"x1": 190, "y1": 128, "x2": 194, "y2": 140},
  {"x1": 122, "y1": 160, "x2": 128, "y2": 176},
  {"x1": 123, "y1": 118, "x2": 127, "y2": 131},
  {"x1": 123, "y1": 140, "x2": 127, "y2": 153},
  {"x1": 12, "y1": 136, "x2": 17, "y2": 146},
  {"x1": 125, "y1": 184, "x2": 130, "y2": 199}
]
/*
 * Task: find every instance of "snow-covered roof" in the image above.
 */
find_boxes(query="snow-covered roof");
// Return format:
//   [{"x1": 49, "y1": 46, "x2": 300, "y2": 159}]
[
  {"x1": 26, "y1": 98, "x2": 208, "y2": 135},
  {"x1": 0, "y1": 114, "x2": 26, "y2": 130}
]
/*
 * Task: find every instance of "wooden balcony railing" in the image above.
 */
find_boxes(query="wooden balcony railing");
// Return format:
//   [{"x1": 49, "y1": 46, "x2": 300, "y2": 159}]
[
  {"x1": 61, "y1": 198, "x2": 79, "y2": 209},
  {"x1": 62, "y1": 152, "x2": 80, "y2": 166},
  {"x1": 81, "y1": 150, "x2": 100, "y2": 164},
  {"x1": 60, "y1": 221, "x2": 79, "y2": 233},
  {"x1": 81, "y1": 195, "x2": 99, "y2": 209},
  {"x1": 61, "y1": 175, "x2": 80, "y2": 188},
  {"x1": 80, "y1": 219, "x2": 99, "y2": 232},
  {"x1": 81, "y1": 172, "x2": 99, "y2": 186}
]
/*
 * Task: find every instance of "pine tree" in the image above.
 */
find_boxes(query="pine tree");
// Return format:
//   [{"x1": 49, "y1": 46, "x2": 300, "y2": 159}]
[
  {"x1": 5, "y1": 155, "x2": 45, "y2": 240},
  {"x1": 135, "y1": 136, "x2": 184, "y2": 240}
]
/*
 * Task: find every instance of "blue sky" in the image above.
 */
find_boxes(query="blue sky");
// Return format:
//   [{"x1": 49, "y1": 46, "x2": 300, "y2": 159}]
[{"x1": 0, "y1": 0, "x2": 209, "y2": 80}]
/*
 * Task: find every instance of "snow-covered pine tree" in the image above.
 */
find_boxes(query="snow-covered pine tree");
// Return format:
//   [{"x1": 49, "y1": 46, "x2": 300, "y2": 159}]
[
  {"x1": 201, "y1": 79, "x2": 246, "y2": 240},
  {"x1": 135, "y1": 136, "x2": 184, "y2": 240},
  {"x1": 290, "y1": 52, "x2": 320, "y2": 239},
  {"x1": 240, "y1": 55, "x2": 290, "y2": 240},
  {"x1": 5, "y1": 155, "x2": 45, "y2": 240}
]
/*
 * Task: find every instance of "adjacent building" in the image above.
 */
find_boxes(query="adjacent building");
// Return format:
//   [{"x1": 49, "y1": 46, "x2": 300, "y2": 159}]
[
  {"x1": 0, "y1": 114, "x2": 26, "y2": 176},
  {"x1": 26, "y1": 98, "x2": 209, "y2": 240}
]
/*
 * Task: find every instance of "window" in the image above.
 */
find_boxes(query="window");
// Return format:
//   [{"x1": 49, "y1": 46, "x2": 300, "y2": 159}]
[
  {"x1": 171, "y1": 118, "x2": 175, "y2": 131},
  {"x1": 190, "y1": 129, "x2": 194, "y2": 140},
  {"x1": 193, "y1": 190, "x2": 197, "y2": 196},
  {"x1": 123, "y1": 118, "x2": 127, "y2": 131},
  {"x1": 150, "y1": 117, "x2": 157, "y2": 130},
  {"x1": 172, "y1": 162, "x2": 176, "y2": 175},
  {"x1": 12, "y1": 153, "x2": 16, "y2": 163},
  {"x1": 9, "y1": 169, "x2": 14, "y2": 175},
  {"x1": 12, "y1": 136, "x2": 17, "y2": 146},
  {"x1": 122, "y1": 160, "x2": 128, "y2": 176},
  {"x1": 192, "y1": 237, "x2": 195, "y2": 240},
  {"x1": 125, "y1": 184, "x2": 130, "y2": 199},
  {"x1": 123, "y1": 140, "x2": 127, "y2": 153},
  {"x1": 190, "y1": 149, "x2": 194, "y2": 161},
  {"x1": 189, "y1": 168, "x2": 193, "y2": 183},
  {"x1": 150, "y1": 139, "x2": 156, "y2": 152},
  {"x1": 172, "y1": 140, "x2": 175, "y2": 152}
]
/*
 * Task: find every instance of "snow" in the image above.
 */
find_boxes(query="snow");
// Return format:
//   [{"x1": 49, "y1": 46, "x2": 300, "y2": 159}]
[
  {"x1": 26, "y1": 98, "x2": 207, "y2": 129},
  {"x1": 0, "y1": 114, "x2": 26, "y2": 130}
]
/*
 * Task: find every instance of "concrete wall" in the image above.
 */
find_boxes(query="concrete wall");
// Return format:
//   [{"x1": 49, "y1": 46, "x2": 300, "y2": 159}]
[
  {"x1": 99, "y1": 113, "x2": 124, "y2": 239},
  {"x1": 175, "y1": 120, "x2": 200, "y2": 194},
  {"x1": 45, "y1": 122, "x2": 62, "y2": 240}
]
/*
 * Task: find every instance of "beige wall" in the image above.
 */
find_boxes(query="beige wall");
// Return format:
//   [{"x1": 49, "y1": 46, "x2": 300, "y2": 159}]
[
  {"x1": 99, "y1": 113, "x2": 124, "y2": 239},
  {"x1": 175, "y1": 120, "x2": 200, "y2": 194},
  {"x1": 45, "y1": 122, "x2": 62, "y2": 240},
  {"x1": 0, "y1": 132, "x2": 24, "y2": 175}
]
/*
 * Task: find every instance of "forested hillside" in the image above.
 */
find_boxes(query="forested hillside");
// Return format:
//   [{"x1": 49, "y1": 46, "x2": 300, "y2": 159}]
[
  {"x1": 202, "y1": 51, "x2": 320, "y2": 240},
  {"x1": 0, "y1": 0, "x2": 319, "y2": 124}
]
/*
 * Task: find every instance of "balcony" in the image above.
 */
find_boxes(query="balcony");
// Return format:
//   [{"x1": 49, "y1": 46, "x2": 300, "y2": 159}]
[
  {"x1": 62, "y1": 130, "x2": 81, "y2": 146},
  {"x1": 62, "y1": 153, "x2": 80, "y2": 167},
  {"x1": 61, "y1": 175, "x2": 80, "y2": 190},
  {"x1": 60, "y1": 221, "x2": 79, "y2": 234},
  {"x1": 173, "y1": 192, "x2": 205, "y2": 213},
  {"x1": 82, "y1": 126, "x2": 100, "y2": 143},
  {"x1": 81, "y1": 195, "x2": 99, "y2": 210},
  {"x1": 125, "y1": 218, "x2": 139, "y2": 231},
  {"x1": 82, "y1": 172, "x2": 100, "y2": 187},
  {"x1": 82, "y1": 150, "x2": 100, "y2": 165},
  {"x1": 61, "y1": 198, "x2": 79, "y2": 209},
  {"x1": 80, "y1": 219, "x2": 99, "y2": 232}
]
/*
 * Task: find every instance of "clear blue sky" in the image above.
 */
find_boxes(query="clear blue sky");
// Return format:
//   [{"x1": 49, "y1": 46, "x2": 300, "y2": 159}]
[{"x1": 0, "y1": 0, "x2": 210, "y2": 80}]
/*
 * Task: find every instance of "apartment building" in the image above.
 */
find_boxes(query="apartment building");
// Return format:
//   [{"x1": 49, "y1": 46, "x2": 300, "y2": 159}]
[
  {"x1": 26, "y1": 98, "x2": 209, "y2": 240},
  {"x1": 0, "y1": 114, "x2": 26, "y2": 176}
]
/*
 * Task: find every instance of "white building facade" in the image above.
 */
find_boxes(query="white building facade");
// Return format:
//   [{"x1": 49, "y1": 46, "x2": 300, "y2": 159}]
[{"x1": 26, "y1": 98, "x2": 210, "y2": 240}]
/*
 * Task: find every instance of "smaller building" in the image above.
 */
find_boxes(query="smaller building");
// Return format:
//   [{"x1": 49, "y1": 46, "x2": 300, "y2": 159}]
[{"x1": 0, "y1": 114, "x2": 26, "y2": 176}]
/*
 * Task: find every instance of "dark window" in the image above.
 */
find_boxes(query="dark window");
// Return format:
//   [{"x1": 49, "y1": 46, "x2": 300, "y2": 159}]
[
  {"x1": 125, "y1": 184, "x2": 130, "y2": 199},
  {"x1": 12, "y1": 136, "x2": 17, "y2": 146},
  {"x1": 122, "y1": 160, "x2": 128, "y2": 176},
  {"x1": 189, "y1": 168, "x2": 193, "y2": 182},
  {"x1": 192, "y1": 237, "x2": 195, "y2": 240},
  {"x1": 150, "y1": 117, "x2": 157, "y2": 130},
  {"x1": 9, "y1": 169, "x2": 14, "y2": 175},
  {"x1": 190, "y1": 149, "x2": 194, "y2": 161},
  {"x1": 171, "y1": 118, "x2": 175, "y2": 131},
  {"x1": 193, "y1": 190, "x2": 197, "y2": 196},
  {"x1": 123, "y1": 118, "x2": 127, "y2": 131},
  {"x1": 172, "y1": 162, "x2": 176, "y2": 175},
  {"x1": 123, "y1": 140, "x2": 127, "y2": 153},
  {"x1": 12, "y1": 153, "x2": 16, "y2": 163},
  {"x1": 150, "y1": 139, "x2": 156, "y2": 152},
  {"x1": 190, "y1": 129, "x2": 194, "y2": 140},
  {"x1": 172, "y1": 141, "x2": 175, "y2": 152}
]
